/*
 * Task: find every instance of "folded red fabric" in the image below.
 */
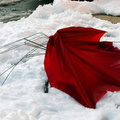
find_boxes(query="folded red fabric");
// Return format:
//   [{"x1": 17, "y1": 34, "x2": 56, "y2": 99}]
[{"x1": 44, "y1": 27, "x2": 120, "y2": 108}]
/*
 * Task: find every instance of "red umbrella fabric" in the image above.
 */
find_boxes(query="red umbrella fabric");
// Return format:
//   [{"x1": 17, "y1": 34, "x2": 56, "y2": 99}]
[{"x1": 44, "y1": 27, "x2": 120, "y2": 108}]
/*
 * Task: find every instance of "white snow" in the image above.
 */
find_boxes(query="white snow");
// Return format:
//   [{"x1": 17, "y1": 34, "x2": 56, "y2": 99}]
[{"x1": 0, "y1": 0, "x2": 120, "y2": 120}]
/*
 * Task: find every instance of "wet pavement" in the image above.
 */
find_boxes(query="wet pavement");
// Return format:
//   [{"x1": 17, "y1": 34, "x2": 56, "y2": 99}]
[
  {"x1": 0, "y1": 0, "x2": 53, "y2": 23},
  {"x1": 93, "y1": 14, "x2": 120, "y2": 24}
]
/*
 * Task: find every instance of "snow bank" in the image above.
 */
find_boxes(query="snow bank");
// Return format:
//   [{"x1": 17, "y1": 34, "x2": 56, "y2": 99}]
[
  {"x1": 0, "y1": 0, "x2": 120, "y2": 120},
  {"x1": 53, "y1": 0, "x2": 120, "y2": 16},
  {"x1": 94, "y1": 0, "x2": 120, "y2": 16}
]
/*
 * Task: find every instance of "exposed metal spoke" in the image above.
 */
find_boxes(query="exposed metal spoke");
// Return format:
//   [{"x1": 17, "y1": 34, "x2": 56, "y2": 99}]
[
  {"x1": 1, "y1": 48, "x2": 37, "y2": 86},
  {"x1": 0, "y1": 65, "x2": 14, "y2": 76},
  {"x1": 24, "y1": 38, "x2": 46, "y2": 50},
  {"x1": 0, "y1": 43, "x2": 25, "y2": 54},
  {"x1": 0, "y1": 32, "x2": 46, "y2": 49},
  {"x1": 0, "y1": 32, "x2": 48, "y2": 86}
]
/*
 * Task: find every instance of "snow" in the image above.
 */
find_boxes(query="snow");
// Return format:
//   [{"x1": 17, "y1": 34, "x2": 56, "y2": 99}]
[{"x1": 0, "y1": 0, "x2": 120, "y2": 120}]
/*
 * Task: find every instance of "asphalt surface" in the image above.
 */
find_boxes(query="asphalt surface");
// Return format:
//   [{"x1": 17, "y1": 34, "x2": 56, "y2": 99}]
[
  {"x1": 0, "y1": 0, "x2": 53, "y2": 23},
  {"x1": 93, "y1": 14, "x2": 120, "y2": 24}
]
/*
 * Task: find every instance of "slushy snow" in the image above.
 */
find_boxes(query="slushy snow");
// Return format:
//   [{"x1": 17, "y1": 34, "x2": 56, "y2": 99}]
[{"x1": 0, "y1": 0, "x2": 120, "y2": 120}]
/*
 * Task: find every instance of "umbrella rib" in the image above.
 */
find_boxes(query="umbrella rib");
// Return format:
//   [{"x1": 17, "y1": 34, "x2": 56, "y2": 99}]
[
  {"x1": 24, "y1": 38, "x2": 46, "y2": 50},
  {"x1": 1, "y1": 48, "x2": 37, "y2": 86}
]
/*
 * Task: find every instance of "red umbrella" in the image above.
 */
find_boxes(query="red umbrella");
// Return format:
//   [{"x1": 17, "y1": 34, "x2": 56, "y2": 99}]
[{"x1": 44, "y1": 26, "x2": 120, "y2": 108}]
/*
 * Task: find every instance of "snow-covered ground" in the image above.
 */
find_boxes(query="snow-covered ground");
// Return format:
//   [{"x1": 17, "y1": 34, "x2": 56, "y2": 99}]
[{"x1": 0, "y1": 0, "x2": 120, "y2": 120}]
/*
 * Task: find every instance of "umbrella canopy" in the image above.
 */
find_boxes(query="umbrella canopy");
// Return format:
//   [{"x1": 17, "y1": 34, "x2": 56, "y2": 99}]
[{"x1": 44, "y1": 26, "x2": 120, "y2": 108}]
